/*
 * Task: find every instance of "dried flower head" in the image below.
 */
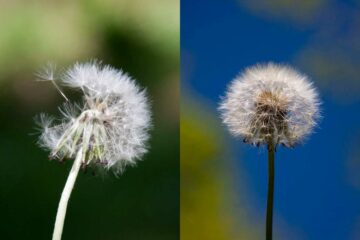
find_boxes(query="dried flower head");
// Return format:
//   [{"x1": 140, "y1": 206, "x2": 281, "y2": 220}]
[
  {"x1": 36, "y1": 61, "x2": 152, "y2": 173},
  {"x1": 219, "y1": 63, "x2": 320, "y2": 147}
]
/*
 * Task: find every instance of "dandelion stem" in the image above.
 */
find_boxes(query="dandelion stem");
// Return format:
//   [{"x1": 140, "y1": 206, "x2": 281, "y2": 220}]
[
  {"x1": 52, "y1": 149, "x2": 83, "y2": 240},
  {"x1": 266, "y1": 142, "x2": 275, "y2": 240}
]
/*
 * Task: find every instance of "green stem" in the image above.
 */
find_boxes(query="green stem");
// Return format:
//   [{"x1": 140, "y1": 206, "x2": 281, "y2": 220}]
[
  {"x1": 52, "y1": 149, "x2": 83, "y2": 240},
  {"x1": 266, "y1": 142, "x2": 275, "y2": 240}
]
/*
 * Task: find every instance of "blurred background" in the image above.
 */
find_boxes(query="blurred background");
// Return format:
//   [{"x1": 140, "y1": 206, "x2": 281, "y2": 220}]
[
  {"x1": 0, "y1": 0, "x2": 179, "y2": 239},
  {"x1": 181, "y1": 0, "x2": 360, "y2": 239}
]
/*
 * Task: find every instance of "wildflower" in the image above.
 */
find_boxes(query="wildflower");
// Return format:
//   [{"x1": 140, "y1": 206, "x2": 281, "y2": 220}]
[
  {"x1": 37, "y1": 62, "x2": 151, "y2": 172},
  {"x1": 219, "y1": 63, "x2": 320, "y2": 240},
  {"x1": 36, "y1": 61, "x2": 152, "y2": 240},
  {"x1": 219, "y1": 62, "x2": 320, "y2": 147}
]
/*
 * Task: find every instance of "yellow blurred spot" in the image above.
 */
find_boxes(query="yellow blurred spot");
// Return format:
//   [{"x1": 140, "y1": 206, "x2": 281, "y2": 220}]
[{"x1": 181, "y1": 99, "x2": 259, "y2": 240}]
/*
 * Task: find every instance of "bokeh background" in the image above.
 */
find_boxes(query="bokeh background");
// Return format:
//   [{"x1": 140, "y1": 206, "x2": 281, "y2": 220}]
[
  {"x1": 181, "y1": 0, "x2": 360, "y2": 239},
  {"x1": 0, "y1": 1, "x2": 179, "y2": 239}
]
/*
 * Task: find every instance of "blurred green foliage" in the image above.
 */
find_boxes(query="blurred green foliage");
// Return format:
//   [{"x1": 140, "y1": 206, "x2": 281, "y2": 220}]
[
  {"x1": 0, "y1": 1, "x2": 179, "y2": 239},
  {"x1": 180, "y1": 97, "x2": 260, "y2": 240}
]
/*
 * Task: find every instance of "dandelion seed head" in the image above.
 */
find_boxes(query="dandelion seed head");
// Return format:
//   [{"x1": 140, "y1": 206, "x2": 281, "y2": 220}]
[
  {"x1": 37, "y1": 62, "x2": 152, "y2": 173},
  {"x1": 219, "y1": 63, "x2": 320, "y2": 147}
]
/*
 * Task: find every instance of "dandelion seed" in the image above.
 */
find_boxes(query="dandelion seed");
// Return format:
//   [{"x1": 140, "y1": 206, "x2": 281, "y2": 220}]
[
  {"x1": 219, "y1": 63, "x2": 320, "y2": 240},
  {"x1": 36, "y1": 62, "x2": 69, "y2": 101},
  {"x1": 36, "y1": 61, "x2": 152, "y2": 240}
]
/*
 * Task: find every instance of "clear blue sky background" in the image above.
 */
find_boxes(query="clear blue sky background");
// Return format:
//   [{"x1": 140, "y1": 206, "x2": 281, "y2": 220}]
[{"x1": 181, "y1": 0, "x2": 360, "y2": 239}]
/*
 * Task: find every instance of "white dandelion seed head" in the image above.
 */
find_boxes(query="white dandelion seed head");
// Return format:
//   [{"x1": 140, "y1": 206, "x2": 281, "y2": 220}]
[
  {"x1": 36, "y1": 61, "x2": 152, "y2": 173},
  {"x1": 219, "y1": 63, "x2": 320, "y2": 147}
]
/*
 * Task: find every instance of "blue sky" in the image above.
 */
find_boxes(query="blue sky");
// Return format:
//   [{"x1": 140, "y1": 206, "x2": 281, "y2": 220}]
[{"x1": 181, "y1": 0, "x2": 360, "y2": 239}]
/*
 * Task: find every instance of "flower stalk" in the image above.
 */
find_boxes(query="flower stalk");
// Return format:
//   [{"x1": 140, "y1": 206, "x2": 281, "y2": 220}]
[
  {"x1": 52, "y1": 149, "x2": 83, "y2": 240},
  {"x1": 266, "y1": 141, "x2": 275, "y2": 240}
]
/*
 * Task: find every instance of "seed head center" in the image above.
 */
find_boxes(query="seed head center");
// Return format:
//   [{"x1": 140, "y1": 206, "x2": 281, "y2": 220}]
[{"x1": 252, "y1": 91, "x2": 289, "y2": 143}]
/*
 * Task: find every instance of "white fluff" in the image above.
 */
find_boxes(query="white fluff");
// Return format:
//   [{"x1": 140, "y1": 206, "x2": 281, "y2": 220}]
[
  {"x1": 37, "y1": 61, "x2": 152, "y2": 173},
  {"x1": 219, "y1": 63, "x2": 320, "y2": 147}
]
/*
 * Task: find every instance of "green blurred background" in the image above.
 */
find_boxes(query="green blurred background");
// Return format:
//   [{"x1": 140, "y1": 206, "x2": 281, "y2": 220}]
[{"x1": 0, "y1": 1, "x2": 179, "y2": 239}]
